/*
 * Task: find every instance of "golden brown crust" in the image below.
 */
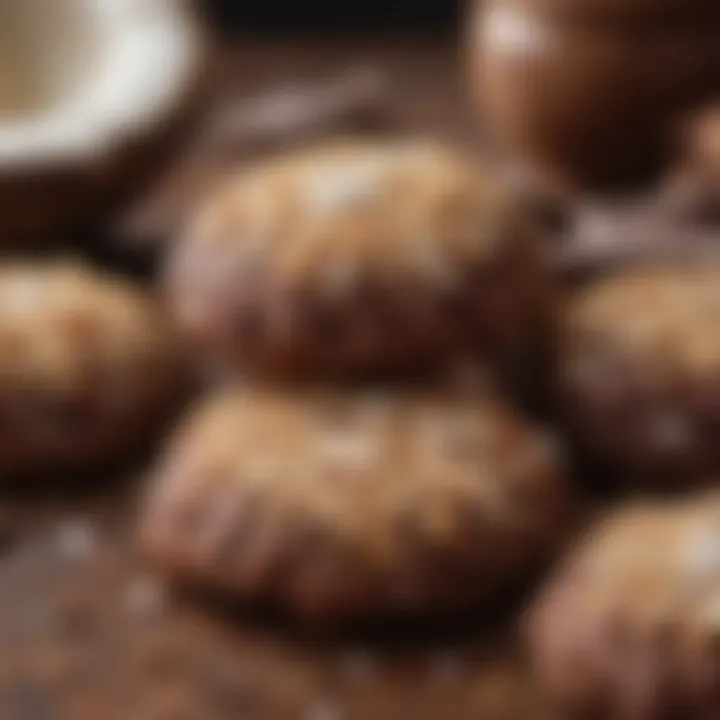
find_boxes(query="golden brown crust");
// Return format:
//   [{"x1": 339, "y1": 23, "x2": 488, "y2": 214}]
[
  {"x1": 140, "y1": 387, "x2": 572, "y2": 622},
  {"x1": 0, "y1": 261, "x2": 185, "y2": 478},
  {"x1": 526, "y1": 493, "x2": 720, "y2": 719},
  {"x1": 167, "y1": 138, "x2": 554, "y2": 380},
  {"x1": 560, "y1": 265, "x2": 720, "y2": 489}
]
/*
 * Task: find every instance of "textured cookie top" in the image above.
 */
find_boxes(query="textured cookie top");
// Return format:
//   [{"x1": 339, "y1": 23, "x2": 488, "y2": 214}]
[
  {"x1": 556, "y1": 496, "x2": 719, "y2": 619},
  {"x1": 528, "y1": 493, "x2": 720, "y2": 715},
  {"x1": 0, "y1": 261, "x2": 175, "y2": 405},
  {"x1": 564, "y1": 265, "x2": 720, "y2": 380},
  {"x1": 153, "y1": 388, "x2": 565, "y2": 560},
  {"x1": 166, "y1": 138, "x2": 553, "y2": 381},
  {"x1": 143, "y1": 387, "x2": 571, "y2": 618},
  {"x1": 173, "y1": 138, "x2": 529, "y2": 296}
]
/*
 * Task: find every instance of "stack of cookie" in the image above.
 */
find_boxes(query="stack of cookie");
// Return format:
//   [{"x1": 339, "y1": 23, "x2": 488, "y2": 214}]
[
  {"x1": 90, "y1": 133, "x2": 715, "y2": 720},
  {"x1": 138, "y1": 138, "x2": 577, "y2": 624}
]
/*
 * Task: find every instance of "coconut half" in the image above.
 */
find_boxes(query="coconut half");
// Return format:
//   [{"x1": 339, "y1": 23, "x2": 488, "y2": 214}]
[{"x1": 0, "y1": 0, "x2": 202, "y2": 243}]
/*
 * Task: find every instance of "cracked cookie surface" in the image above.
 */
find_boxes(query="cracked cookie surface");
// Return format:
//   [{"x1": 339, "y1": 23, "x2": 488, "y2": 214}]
[
  {"x1": 0, "y1": 261, "x2": 184, "y2": 478},
  {"x1": 167, "y1": 139, "x2": 554, "y2": 381},
  {"x1": 140, "y1": 387, "x2": 572, "y2": 622},
  {"x1": 561, "y1": 264, "x2": 720, "y2": 489},
  {"x1": 527, "y1": 493, "x2": 720, "y2": 719}
]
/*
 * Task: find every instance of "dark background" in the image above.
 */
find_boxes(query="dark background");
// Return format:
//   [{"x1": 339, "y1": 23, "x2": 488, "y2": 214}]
[{"x1": 205, "y1": 0, "x2": 461, "y2": 33}]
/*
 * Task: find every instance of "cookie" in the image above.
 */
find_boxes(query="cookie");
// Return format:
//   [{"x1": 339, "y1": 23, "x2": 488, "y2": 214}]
[
  {"x1": 140, "y1": 387, "x2": 572, "y2": 622},
  {"x1": 560, "y1": 264, "x2": 720, "y2": 490},
  {"x1": 166, "y1": 138, "x2": 554, "y2": 381},
  {"x1": 526, "y1": 493, "x2": 720, "y2": 719},
  {"x1": 0, "y1": 261, "x2": 184, "y2": 479}
]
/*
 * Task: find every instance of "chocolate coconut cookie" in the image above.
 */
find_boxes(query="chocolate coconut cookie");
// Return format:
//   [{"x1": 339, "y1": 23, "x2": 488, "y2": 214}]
[
  {"x1": 0, "y1": 261, "x2": 184, "y2": 479},
  {"x1": 166, "y1": 139, "x2": 554, "y2": 381},
  {"x1": 140, "y1": 387, "x2": 572, "y2": 623},
  {"x1": 560, "y1": 264, "x2": 720, "y2": 490},
  {"x1": 526, "y1": 493, "x2": 720, "y2": 720}
]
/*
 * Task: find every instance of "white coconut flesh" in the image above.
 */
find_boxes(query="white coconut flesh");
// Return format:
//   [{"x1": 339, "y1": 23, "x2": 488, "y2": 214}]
[{"x1": 0, "y1": 0, "x2": 199, "y2": 169}]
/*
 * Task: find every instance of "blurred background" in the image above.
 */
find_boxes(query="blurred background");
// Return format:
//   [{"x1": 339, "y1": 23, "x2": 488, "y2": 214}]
[{"x1": 204, "y1": 0, "x2": 460, "y2": 33}]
